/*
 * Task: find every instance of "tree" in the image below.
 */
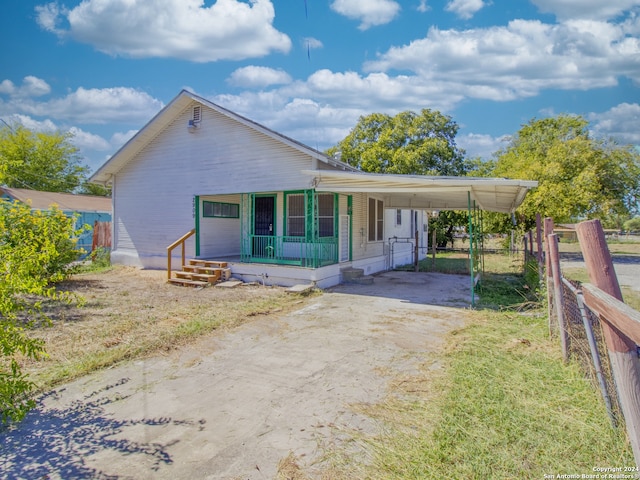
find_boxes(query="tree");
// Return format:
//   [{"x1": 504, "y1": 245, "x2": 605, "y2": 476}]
[
  {"x1": 624, "y1": 217, "x2": 640, "y2": 233},
  {"x1": 0, "y1": 125, "x2": 89, "y2": 193},
  {"x1": 327, "y1": 110, "x2": 468, "y2": 176},
  {"x1": 0, "y1": 200, "x2": 80, "y2": 423},
  {"x1": 78, "y1": 181, "x2": 112, "y2": 197},
  {"x1": 492, "y1": 115, "x2": 640, "y2": 229}
]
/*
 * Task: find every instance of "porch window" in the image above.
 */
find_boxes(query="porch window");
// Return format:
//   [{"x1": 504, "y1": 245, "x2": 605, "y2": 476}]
[
  {"x1": 286, "y1": 193, "x2": 305, "y2": 237},
  {"x1": 368, "y1": 197, "x2": 384, "y2": 242},
  {"x1": 317, "y1": 193, "x2": 335, "y2": 237},
  {"x1": 203, "y1": 201, "x2": 239, "y2": 218},
  {"x1": 396, "y1": 209, "x2": 402, "y2": 226}
]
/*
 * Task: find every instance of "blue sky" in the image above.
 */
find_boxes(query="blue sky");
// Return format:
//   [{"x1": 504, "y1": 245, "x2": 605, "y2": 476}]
[{"x1": 1, "y1": 0, "x2": 639, "y2": 174}]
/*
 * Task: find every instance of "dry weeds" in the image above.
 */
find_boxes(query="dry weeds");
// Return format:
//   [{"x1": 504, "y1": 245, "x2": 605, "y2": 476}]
[{"x1": 23, "y1": 266, "x2": 312, "y2": 389}]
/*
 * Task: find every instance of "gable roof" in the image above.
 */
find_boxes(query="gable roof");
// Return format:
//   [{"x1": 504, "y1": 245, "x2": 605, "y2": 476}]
[
  {"x1": 89, "y1": 90, "x2": 356, "y2": 185},
  {"x1": 0, "y1": 186, "x2": 111, "y2": 213}
]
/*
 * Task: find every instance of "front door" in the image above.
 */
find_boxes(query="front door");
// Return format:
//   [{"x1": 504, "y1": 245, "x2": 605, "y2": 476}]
[{"x1": 253, "y1": 195, "x2": 275, "y2": 256}]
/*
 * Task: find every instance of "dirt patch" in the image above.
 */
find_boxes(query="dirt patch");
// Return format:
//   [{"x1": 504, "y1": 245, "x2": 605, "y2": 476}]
[
  {"x1": 25, "y1": 266, "x2": 304, "y2": 385},
  {"x1": 3, "y1": 270, "x2": 470, "y2": 479}
]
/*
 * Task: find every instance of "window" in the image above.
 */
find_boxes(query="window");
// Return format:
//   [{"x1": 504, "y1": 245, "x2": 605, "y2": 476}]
[
  {"x1": 368, "y1": 197, "x2": 384, "y2": 242},
  {"x1": 317, "y1": 193, "x2": 335, "y2": 237},
  {"x1": 202, "y1": 201, "x2": 239, "y2": 218},
  {"x1": 286, "y1": 193, "x2": 305, "y2": 237},
  {"x1": 286, "y1": 192, "x2": 336, "y2": 238},
  {"x1": 396, "y1": 209, "x2": 402, "y2": 226}
]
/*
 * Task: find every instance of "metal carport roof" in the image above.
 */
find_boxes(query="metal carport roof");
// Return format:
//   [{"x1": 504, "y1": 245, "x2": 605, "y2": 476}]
[{"x1": 302, "y1": 169, "x2": 537, "y2": 213}]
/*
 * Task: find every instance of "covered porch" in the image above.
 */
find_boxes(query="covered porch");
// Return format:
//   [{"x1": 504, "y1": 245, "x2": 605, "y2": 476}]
[{"x1": 169, "y1": 171, "x2": 536, "y2": 292}]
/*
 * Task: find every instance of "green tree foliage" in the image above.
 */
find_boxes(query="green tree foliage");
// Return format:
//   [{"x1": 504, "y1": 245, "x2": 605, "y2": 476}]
[
  {"x1": 0, "y1": 200, "x2": 80, "y2": 423},
  {"x1": 493, "y1": 115, "x2": 640, "y2": 228},
  {"x1": 0, "y1": 125, "x2": 89, "y2": 193},
  {"x1": 327, "y1": 110, "x2": 467, "y2": 176},
  {"x1": 624, "y1": 217, "x2": 640, "y2": 233},
  {"x1": 78, "y1": 181, "x2": 112, "y2": 197}
]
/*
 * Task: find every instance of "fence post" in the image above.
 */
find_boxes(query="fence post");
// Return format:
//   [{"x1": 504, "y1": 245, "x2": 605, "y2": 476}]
[
  {"x1": 536, "y1": 214, "x2": 544, "y2": 283},
  {"x1": 548, "y1": 234, "x2": 569, "y2": 362},
  {"x1": 576, "y1": 219, "x2": 640, "y2": 468},
  {"x1": 544, "y1": 217, "x2": 555, "y2": 336},
  {"x1": 536, "y1": 214, "x2": 543, "y2": 262}
]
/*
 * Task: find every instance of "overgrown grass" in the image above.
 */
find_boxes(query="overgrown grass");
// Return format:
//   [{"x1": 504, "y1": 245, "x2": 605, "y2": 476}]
[
  {"x1": 343, "y1": 309, "x2": 633, "y2": 479},
  {"x1": 325, "y1": 253, "x2": 634, "y2": 479}
]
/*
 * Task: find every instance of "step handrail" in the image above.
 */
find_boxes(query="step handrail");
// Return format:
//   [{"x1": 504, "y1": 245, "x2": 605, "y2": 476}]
[{"x1": 167, "y1": 229, "x2": 196, "y2": 280}]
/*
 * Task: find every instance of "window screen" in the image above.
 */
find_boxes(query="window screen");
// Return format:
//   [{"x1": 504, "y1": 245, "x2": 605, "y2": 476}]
[
  {"x1": 368, "y1": 198, "x2": 384, "y2": 241},
  {"x1": 317, "y1": 193, "x2": 335, "y2": 237},
  {"x1": 287, "y1": 194, "x2": 305, "y2": 237},
  {"x1": 203, "y1": 201, "x2": 239, "y2": 218}
]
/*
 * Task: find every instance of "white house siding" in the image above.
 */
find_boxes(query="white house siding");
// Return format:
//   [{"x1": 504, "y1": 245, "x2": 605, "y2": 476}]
[
  {"x1": 109, "y1": 96, "x2": 427, "y2": 284},
  {"x1": 198, "y1": 194, "x2": 242, "y2": 258},
  {"x1": 342, "y1": 193, "x2": 384, "y2": 275},
  {"x1": 112, "y1": 102, "x2": 327, "y2": 269},
  {"x1": 385, "y1": 209, "x2": 426, "y2": 269}
]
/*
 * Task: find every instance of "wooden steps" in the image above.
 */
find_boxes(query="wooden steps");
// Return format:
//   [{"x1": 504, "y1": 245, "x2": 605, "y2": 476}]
[{"x1": 168, "y1": 259, "x2": 232, "y2": 287}]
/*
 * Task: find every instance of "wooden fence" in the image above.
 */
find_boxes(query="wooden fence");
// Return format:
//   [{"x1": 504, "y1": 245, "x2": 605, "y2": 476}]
[
  {"x1": 538, "y1": 217, "x2": 640, "y2": 469},
  {"x1": 92, "y1": 221, "x2": 112, "y2": 251}
]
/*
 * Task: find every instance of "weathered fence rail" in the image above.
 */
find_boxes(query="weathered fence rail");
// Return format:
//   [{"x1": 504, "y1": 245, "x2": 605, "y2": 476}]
[{"x1": 538, "y1": 218, "x2": 640, "y2": 468}]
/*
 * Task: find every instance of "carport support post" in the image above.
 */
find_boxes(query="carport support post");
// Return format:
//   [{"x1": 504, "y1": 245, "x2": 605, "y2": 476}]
[{"x1": 468, "y1": 191, "x2": 475, "y2": 307}]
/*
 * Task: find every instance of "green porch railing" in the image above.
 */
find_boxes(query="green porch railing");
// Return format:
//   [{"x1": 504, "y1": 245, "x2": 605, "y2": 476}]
[{"x1": 241, "y1": 235, "x2": 338, "y2": 268}]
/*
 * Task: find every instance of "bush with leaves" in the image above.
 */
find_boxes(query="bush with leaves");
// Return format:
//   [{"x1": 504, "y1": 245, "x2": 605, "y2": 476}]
[{"x1": 0, "y1": 200, "x2": 80, "y2": 423}]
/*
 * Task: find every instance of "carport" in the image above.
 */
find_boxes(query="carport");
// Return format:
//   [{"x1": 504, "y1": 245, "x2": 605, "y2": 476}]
[{"x1": 303, "y1": 169, "x2": 538, "y2": 305}]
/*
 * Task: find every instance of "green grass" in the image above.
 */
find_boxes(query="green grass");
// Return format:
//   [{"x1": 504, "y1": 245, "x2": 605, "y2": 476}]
[
  {"x1": 352, "y1": 310, "x2": 633, "y2": 479},
  {"x1": 327, "y1": 254, "x2": 634, "y2": 479}
]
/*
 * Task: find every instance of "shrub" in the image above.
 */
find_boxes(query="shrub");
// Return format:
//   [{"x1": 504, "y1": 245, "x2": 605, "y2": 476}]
[{"x1": 0, "y1": 200, "x2": 80, "y2": 423}]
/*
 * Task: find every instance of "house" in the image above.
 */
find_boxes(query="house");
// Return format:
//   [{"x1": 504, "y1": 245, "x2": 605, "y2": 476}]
[
  {"x1": 89, "y1": 90, "x2": 536, "y2": 288},
  {"x1": 0, "y1": 186, "x2": 112, "y2": 255}
]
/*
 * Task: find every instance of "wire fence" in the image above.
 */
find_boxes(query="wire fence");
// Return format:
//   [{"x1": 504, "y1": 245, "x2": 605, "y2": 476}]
[
  {"x1": 534, "y1": 218, "x2": 640, "y2": 467},
  {"x1": 559, "y1": 277, "x2": 622, "y2": 427}
]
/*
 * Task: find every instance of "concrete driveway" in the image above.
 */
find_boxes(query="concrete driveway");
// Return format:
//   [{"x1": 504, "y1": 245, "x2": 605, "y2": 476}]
[{"x1": 1, "y1": 271, "x2": 470, "y2": 479}]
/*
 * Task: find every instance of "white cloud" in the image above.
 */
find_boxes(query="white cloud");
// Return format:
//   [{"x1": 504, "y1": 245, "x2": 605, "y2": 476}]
[
  {"x1": 34, "y1": 2, "x2": 66, "y2": 34},
  {"x1": 457, "y1": 133, "x2": 507, "y2": 159},
  {"x1": 445, "y1": 0, "x2": 487, "y2": 20},
  {"x1": 589, "y1": 102, "x2": 640, "y2": 145},
  {"x1": 530, "y1": 0, "x2": 640, "y2": 21},
  {"x1": 0, "y1": 76, "x2": 51, "y2": 98},
  {"x1": 417, "y1": 0, "x2": 430, "y2": 13},
  {"x1": 36, "y1": 0, "x2": 291, "y2": 62},
  {"x1": 303, "y1": 37, "x2": 324, "y2": 50},
  {"x1": 110, "y1": 129, "x2": 138, "y2": 148},
  {"x1": 227, "y1": 66, "x2": 292, "y2": 88},
  {"x1": 1, "y1": 114, "x2": 58, "y2": 132},
  {"x1": 330, "y1": 0, "x2": 401, "y2": 30},
  {"x1": 299, "y1": 69, "x2": 464, "y2": 112},
  {"x1": 2, "y1": 86, "x2": 164, "y2": 124},
  {"x1": 363, "y1": 19, "x2": 640, "y2": 100},
  {"x1": 68, "y1": 126, "x2": 111, "y2": 151},
  {"x1": 212, "y1": 90, "x2": 364, "y2": 151}
]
